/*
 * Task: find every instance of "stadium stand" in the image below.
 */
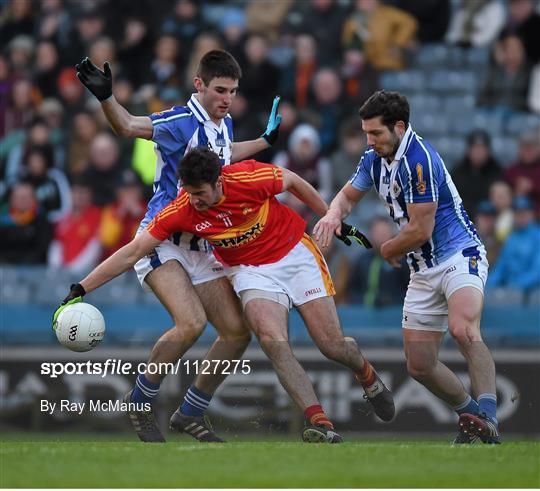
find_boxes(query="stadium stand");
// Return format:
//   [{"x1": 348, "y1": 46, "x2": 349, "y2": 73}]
[{"x1": 1, "y1": 0, "x2": 539, "y2": 350}]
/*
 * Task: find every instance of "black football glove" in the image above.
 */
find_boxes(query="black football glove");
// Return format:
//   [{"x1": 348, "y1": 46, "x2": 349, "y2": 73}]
[
  {"x1": 335, "y1": 222, "x2": 373, "y2": 249},
  {"x1": 75, "y1": 57, "x2": 112, "y2": 101},
  {"x1": 52, "y1": 283, "x2": 86, "y2": 331}
]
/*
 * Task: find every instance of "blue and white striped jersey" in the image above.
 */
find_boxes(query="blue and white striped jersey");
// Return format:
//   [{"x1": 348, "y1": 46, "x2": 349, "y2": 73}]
[
  {"x1": 140, "y1": 94, "x2": 234, "y2": 251},
  {"x1": 350, "y1": 125, "x2": 483, "y2": 272}
]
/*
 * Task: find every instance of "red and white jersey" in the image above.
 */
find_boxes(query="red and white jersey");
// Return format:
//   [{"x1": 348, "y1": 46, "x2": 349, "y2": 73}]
[{"x1": 147, "y1": 160, "x2": 307, "y2": 266}]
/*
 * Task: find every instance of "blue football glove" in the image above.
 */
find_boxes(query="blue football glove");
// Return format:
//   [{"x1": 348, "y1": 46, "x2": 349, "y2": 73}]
[
  {"x1": 261, "y1": 95, "x2": 282, "y2": 146},
  {"x1": 52, "y1": 283, "x2": 86, "y2": 331},
  {"x1": 335, "y1": 222, "x2": 373, "y2": 249}
]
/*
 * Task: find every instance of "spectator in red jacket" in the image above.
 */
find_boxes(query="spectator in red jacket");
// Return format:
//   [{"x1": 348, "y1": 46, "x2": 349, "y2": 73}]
[
  {"x1": 48, "y1": 179, "x2": 102, "y2": 274},
  {"x1": 99, "y1": 170, "x2": 147, "y2": 260}
]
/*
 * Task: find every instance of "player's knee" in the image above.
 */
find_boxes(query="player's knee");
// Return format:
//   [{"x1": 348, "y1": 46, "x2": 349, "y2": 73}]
[
  {"x1": 257, "y1": 330, "x2": 290, "y2": 358},
  {"x1": 449, "y1": 322, "x2": 481, "y2": 346},
  {"x1": 318, "y1": 339, "x2": 346, "y2": 362},
  {"x1": 406, "y1": 357, "x2": 436, "y2": 381},
  {"x1": 219, "y1": 330, "x2": 252, "y2": 344},
  {"x1": 173, "y1": 315, "x2": 207, "y2": 342}
]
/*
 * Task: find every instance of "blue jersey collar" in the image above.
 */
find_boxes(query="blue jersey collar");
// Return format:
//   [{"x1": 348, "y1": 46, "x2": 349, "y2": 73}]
[
  {"x1": 188, "y1": 94, "x2": 211, "y2": 123},
  {"x1": 393, "y1": 124, "x2": 416, "y2": 162}
]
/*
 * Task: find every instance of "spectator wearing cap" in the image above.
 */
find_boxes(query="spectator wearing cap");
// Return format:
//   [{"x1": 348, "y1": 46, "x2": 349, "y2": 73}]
[
  {"x1": 488, "y1": 196, "x2": 540, "y2": 292},
  {"x1": 504, "y1": 130, "x2": 540, "y2": 214},
  {"x1": 274, "y1": 123, "x2": 331, "y2": 220},
  {"x1": 99, "y1": 170, "x2": 147, "y2": 260},
  {"x1": 451, "y1": 130, "x2": 502, "y2": 214},
  {"x1": 474, "y1": 200, "x2": 501, "y2": 266}
]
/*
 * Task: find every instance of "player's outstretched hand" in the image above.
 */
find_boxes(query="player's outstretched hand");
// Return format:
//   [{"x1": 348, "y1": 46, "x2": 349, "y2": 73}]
[
  {"x1": 52, "y1": 283, "x2": 86, "y2": 331},
  {"x1": 335, "y1": 222, "x2": 373, "y2": 249},
  {"x1": 313, "y1": 210, "x2": 342, "y2": 249},
  {"x1": 261, "y1": 96, "x2": 282, "y2": 146},
  {"x1": 75, "y1": 57, "x2": 112, "y2": 101}
]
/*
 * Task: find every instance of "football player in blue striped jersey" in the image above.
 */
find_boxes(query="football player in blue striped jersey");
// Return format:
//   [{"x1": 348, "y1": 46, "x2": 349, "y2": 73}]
[
  {"x1": 75, "y1": 50, "x2": 281, "y2": 442},
  {"x1": 314, "y1": 90, "x2": 500, "y2": 444}
]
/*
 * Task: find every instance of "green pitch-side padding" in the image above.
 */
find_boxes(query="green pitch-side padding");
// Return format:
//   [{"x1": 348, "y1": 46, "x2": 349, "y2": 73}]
[{"x1": 132, "y1": 137, "x2": 157, "y2": 185}]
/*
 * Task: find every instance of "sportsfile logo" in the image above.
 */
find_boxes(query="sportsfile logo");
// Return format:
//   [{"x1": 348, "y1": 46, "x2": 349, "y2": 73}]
[{"x1": 40, "y1": 359, "x2": 251, "y2": 378}]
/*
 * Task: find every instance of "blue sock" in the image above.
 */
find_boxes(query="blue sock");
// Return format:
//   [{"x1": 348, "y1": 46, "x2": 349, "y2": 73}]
[
  {"x1": 130, "y1": 374, "x2": 160, "y2": 404},
  {"x1": 478, "y1": 393, "x2": 498, "y2": 425},
  {"x1": 180, "y1": 385, "x2": 212, "y2": 417},
  {"x1": 453, "y1": 394, "x2": 479, "y2": 416}
]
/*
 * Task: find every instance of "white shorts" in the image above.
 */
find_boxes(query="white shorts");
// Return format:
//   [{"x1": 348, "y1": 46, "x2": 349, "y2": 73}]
[
  {"x1": 226, "y1": 234, "x2": 335, "y2": 309},
  {"x1": 402, "y1": 246, "x2": 489, "y2": 332},
  {"x1": 134, "y1": 239, "x2": 226, "y2": 291}
]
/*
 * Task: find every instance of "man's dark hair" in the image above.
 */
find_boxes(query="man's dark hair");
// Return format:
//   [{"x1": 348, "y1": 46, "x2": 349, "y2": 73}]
[
  {"x1": 197, "y1": 50, "x2": 242, "y2": 85},
  {"x1": 177, "y1": 147, "x2": 222, "y2": 187},
  {"x1": 358, "y1": 90, "x2": 410, "y2": 130}
]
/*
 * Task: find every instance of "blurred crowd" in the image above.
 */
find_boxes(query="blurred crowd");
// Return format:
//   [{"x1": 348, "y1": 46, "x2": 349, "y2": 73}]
[{"x1": 1, "y1": 0, "x2": 539, "y2": 306}]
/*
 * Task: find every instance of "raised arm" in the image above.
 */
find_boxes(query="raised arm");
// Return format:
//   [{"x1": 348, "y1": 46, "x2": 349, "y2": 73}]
[
  {"x1": 76, "y1": 57, "x2": 153, "y2": 139},
  {"x1": 231, "y1": 96, "x2": 282, "y2": 162},
  {"x1": 281, "y1": 167, "x2": 328, "y2": 217},
  {"x1": 313, "y1": 183, "x2": 367, "y2": 248}
]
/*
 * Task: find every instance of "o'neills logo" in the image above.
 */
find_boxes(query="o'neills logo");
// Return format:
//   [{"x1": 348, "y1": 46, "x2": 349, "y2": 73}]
[
  {"x1": 305, "y1": 287, "x2": 322, "y2": 296},
  {"x1": 212, "y1": 223, "x2": 262, "y2": 248}
]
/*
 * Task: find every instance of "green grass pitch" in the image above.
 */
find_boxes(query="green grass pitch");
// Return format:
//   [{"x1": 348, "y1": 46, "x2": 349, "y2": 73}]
[{"x1": 1, "y1": 434, "x2": 538, "y2": 488}]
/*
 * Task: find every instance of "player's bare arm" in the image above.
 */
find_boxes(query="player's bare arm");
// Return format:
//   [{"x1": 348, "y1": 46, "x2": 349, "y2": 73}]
[
  {"x1": 313, "y1": 183, "x2": 367, "y2": 249},
  {"x1": 76, "y1": 57, "x2": 153, "y2": 139},
  {"x1": 79, "y1": 230, "x2": 162, "y2": 293},
  {"x1": 281, "y1": 168, "x2": 328, "y2": 217},
  {"x1": 101, "y1": 97, "x2": 153, "y2": 139},
  {"x1": 231, "y1": 96, "x2": 281, "y2": 162},
  {"x1": 380, "y1": 201, "x2": 437, "y2": 267},
  {"x1": 231, "y1": 139, "x2": 271, "y2": 162}
]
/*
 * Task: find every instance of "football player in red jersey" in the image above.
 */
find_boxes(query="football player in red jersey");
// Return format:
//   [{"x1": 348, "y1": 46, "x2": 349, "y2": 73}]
[{"x1": 56, "y1": 148, "x2": 395, "y2": 442}]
